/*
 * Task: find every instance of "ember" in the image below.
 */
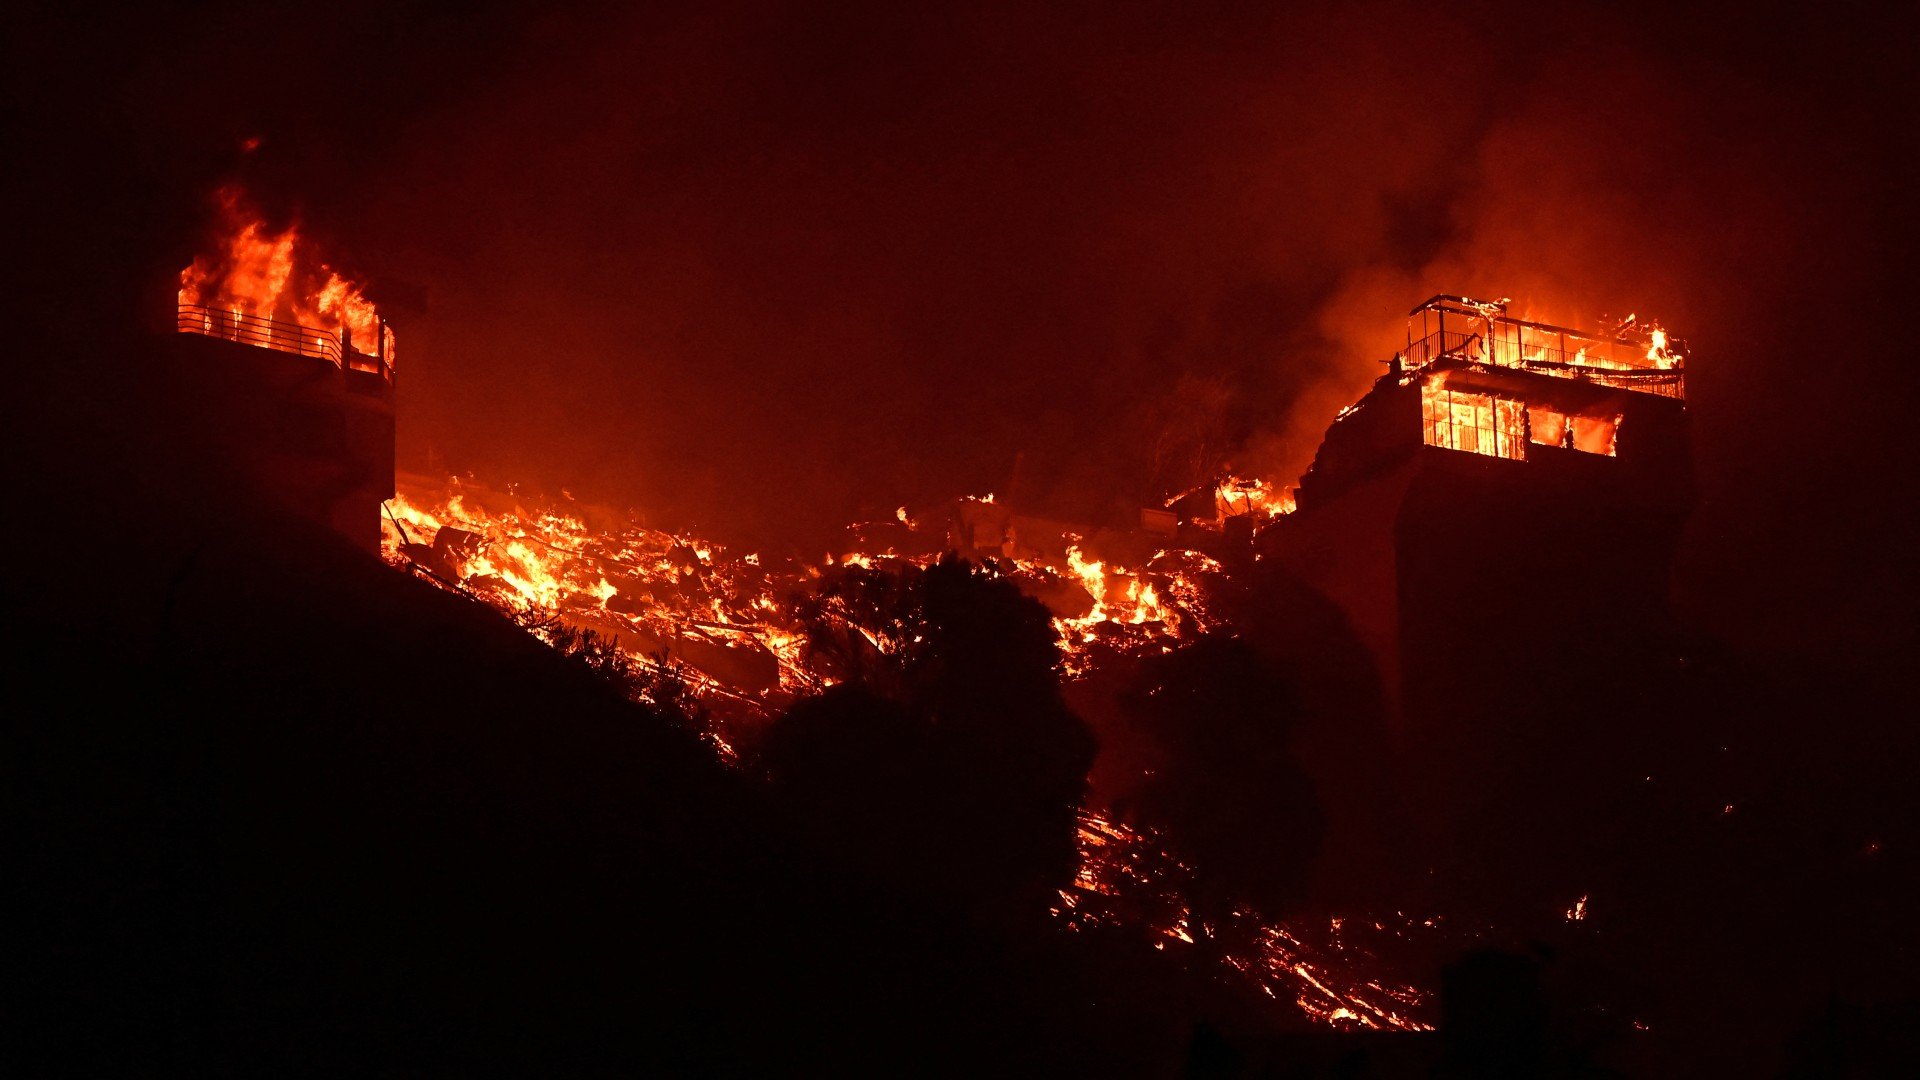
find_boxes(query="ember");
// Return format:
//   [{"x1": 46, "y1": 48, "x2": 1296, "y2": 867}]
[
  {"x1": 380, "y1": 476, "x2": 1226, "y2": 705},
  {"x1": 1059, "y1": 811, "x2": 1442, "y2": 1031}
]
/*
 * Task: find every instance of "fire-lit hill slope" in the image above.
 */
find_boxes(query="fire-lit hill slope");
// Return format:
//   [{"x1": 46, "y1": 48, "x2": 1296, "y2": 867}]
[{"x1": 11, "y1": 342, "x2": 1226, "y2": 1074}]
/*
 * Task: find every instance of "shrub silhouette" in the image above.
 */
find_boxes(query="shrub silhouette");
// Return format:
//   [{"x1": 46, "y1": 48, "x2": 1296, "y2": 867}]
[
  {"x1": 767, "y1": 554, "x2": 1096, "y2": 917},
  {"x1": 1122, "y1": 633, "x2": 1325, "y2": 954}
]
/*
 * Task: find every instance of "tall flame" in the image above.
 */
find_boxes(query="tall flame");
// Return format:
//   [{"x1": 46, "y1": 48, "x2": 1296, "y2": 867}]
[
  {"x1": 177, "y1": 189, "x2": 298, "y2": 319},
  {"x1": 178, "y1": 185, "x2": 393, "y2": 365}
]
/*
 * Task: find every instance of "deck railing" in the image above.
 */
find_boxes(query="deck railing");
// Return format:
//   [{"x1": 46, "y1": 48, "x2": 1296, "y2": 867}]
[
  {"x1": 1403, "y1": 295, "x2": 1683, "y2": 399},
  {"x1": 177, "y1": 303, "x2": 392, "y2": 383}
]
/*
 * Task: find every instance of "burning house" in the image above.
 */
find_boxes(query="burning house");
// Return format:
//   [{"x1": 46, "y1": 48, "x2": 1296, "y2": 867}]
[
  {"x1": 1259, "y1": 296, "x2": 1693, "y2": 893},
  {"x1": 170, "y1": 191, "x2": 396, "y2": 553},
  {"x1": 1264, "y1": 294, "x2": 1690, "y2": 724}
]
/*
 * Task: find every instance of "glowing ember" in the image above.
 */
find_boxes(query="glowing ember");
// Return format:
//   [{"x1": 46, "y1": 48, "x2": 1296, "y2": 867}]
[
  {"x1": 1057, "y1": 811, "x2": 1440, "y2": 1031},
  {"x1": 384, "y1": 479, "x2": 1224, "y2": 700}
]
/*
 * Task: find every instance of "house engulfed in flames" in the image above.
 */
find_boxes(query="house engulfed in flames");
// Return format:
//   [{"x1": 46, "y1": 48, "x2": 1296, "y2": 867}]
[
  {"x1": 1267, "y1": 294, "x2": 1690, "y2": 716},
  {"x1": 172, "y1": 189, "x2": 396, "y2": 552},
  {"x1": 1259, "y1": 295, "x2": 1693, "y2": 896}
]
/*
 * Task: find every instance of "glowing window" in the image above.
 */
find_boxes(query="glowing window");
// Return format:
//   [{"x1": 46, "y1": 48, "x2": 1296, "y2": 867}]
[
  {"x1": 1528, "y1": 406, "x2": 1568, "y2": 447},
  {"x1": 1422, "y1": 384, "x2": 1525, "y2": 460},
  {"x1": 1570, "y1": 414, "x2": 1620, "y2": 456},
  {"x1": 1524, "y1": 405, "x2": 1620, "y2": 456}
]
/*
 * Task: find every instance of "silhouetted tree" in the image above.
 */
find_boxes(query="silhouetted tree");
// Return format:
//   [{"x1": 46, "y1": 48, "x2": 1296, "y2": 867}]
[
  {"x1": 758, "y1": 684, "x2": 944, "y2": 890},
  {"x1": 768, "y1": 555, "x2": 1096, "y2": 916},
  {"x1": 1122, "y1": 633, "x2": 1325, "y2": 955}
]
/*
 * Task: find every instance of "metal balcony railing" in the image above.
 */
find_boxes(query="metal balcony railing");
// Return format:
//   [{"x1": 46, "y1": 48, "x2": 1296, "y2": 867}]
[
  {"x1": 1402, "y1": 295, "x2": 1684, "y2": 399},
  {"x1": 177, "y1": 303, "x2": 393, "y2": 383}
]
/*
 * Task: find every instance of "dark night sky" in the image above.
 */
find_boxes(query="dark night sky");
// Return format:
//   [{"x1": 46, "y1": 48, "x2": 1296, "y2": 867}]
[{"x1": 11, "y1": 0, "x2": 1913, "y2": 664}]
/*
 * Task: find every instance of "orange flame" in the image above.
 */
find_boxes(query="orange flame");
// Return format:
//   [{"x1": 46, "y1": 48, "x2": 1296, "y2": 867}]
[{"x1": 179, "y1": 185, "x2": 393, "y2": 365}]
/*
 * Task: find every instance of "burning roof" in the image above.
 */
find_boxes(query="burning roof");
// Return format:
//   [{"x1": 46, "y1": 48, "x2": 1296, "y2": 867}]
[
  {"x1": 1401, "y1": 294, "x2": 1685, "y2": 399},
  {"x1": 1283, "y1": 294, "x2": 1693, "y2": 512},
  {"x1": 176, "y1": 186, "x2": 395, "y2": 379}
]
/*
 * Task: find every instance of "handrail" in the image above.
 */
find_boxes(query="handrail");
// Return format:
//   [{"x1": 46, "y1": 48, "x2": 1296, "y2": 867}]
[
  {"x1": 1401, "y1": 294, "x2": 1684, "y2": 400},
  {"x1": 178, "y1": 304, "x2": 341, "y2": 362},
  {"x1": 177, "y1": 303, "x2": 392, "y2": 383}
]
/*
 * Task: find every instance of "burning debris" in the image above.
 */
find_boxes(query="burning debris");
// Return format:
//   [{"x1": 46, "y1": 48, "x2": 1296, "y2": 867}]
[
  {"x1": 374, "y1": 473, "x2": 1460, "y2": 1032},
  {"x1": 1213, "y1": 476, "x2": 1296, "y2": 520},
  {"x1": 378, "y1": 476, "x2": 1231, "y2": 708},
  {"x1": 1059, "y1": 811, "x2": 1444, "y2": 1031}
]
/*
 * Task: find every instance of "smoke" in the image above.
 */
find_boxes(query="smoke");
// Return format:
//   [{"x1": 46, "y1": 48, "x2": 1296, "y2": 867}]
[
  {"x1": 1236, "y1": 48, "x2": 1740, "y2": 484},
  {"x1": 324, "y1": 3, "x2": 1877, "y2": 546},
  {"x1": 326, "y1": 2, "x2": 1528, "y2": 537},
  {"x1": 18, "y1": 0, "x2": 1903, "y2": 655}
]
